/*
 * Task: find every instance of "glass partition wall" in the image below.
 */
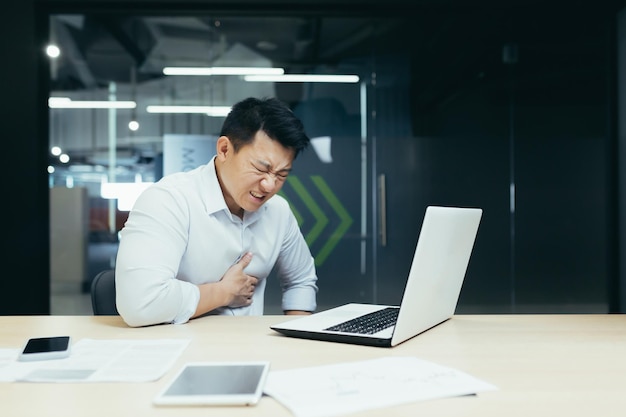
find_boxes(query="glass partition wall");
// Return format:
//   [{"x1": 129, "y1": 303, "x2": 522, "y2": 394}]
[{"x1": 48, "y1": 7, "x2": 613, "y2": 315}]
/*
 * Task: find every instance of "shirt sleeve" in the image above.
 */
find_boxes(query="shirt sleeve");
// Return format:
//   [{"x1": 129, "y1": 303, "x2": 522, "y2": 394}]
[
  {"x1": 275, "y1": 209, "x2": 319, "y2": 313},
  {"x1": 115, "y1": 184, "x2": 199, "y2": 327}
]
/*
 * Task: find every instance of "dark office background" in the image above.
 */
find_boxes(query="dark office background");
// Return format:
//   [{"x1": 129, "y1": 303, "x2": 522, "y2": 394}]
[{"x1": 3, "y1": 0, "x2": 626, "y2": 315}]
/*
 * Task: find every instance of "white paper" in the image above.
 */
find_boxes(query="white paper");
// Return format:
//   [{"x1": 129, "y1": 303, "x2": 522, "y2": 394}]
[
  {"x1": 264, "y1": 356, "x2": 497, "y2": 417},
  {"x1": 0, "y1": 339, "x2": 190, "y2": 383}
]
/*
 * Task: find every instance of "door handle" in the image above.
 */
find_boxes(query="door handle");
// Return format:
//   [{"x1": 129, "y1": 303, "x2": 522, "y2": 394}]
[{"x1": 378, "y1": 173, "x2": 387, "y2": 247}]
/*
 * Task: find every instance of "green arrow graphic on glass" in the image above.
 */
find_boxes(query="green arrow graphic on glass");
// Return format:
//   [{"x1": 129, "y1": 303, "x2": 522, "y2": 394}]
[{"x1": 279, "y1": 175, "x2": 353, "y2": 266}]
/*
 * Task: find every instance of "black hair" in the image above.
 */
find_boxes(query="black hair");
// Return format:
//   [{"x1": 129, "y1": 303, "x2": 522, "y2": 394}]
[{"x1": 219, "y1": 97, "x2": 310, "y2": 158}]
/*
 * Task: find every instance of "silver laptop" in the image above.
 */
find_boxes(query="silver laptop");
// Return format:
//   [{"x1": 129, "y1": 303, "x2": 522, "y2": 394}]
[{"x1": 270, "y1": 205, "x2": 483, "y2": 347}]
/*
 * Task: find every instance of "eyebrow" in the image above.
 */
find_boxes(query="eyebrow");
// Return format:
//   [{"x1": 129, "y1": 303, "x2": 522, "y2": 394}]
[{"x1": 253, "y1": 159, "x2": 292, "y2": 174}]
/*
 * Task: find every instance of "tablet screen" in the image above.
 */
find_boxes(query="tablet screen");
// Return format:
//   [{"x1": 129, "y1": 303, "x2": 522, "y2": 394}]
[{"x1": 153, "y1": 361, "x2": 270, "y2": 406}]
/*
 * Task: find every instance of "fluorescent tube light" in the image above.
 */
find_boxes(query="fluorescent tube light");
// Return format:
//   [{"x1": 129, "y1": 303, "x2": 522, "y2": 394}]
[
  {"x1": 49, "y1": 97, "x2": 136, "y2": 109},
  {"x1": 244, "y1": 74, "x2": 360, "y2": 83},
  {"x1": 163, "y1": 67, "x2": 285, "y2": 76},
  {"x1": 146, "y1": 105, "x2": 232, "y2": 117}
]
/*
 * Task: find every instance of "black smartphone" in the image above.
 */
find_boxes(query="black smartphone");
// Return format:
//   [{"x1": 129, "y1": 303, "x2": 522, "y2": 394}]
[{"x1": 18, "y1": 336, "x2": 72, "y2": 361}]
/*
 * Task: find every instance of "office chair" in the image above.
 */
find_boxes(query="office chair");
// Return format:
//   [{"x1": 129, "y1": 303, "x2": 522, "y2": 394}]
[{"x1": 90, "y1": 269, "x2": 119, "y2": 315}]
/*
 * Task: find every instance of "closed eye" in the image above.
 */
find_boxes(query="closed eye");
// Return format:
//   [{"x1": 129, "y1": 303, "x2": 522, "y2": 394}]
[{"x1": 252, "y1": 163, "x2": 289, "y2": 180}]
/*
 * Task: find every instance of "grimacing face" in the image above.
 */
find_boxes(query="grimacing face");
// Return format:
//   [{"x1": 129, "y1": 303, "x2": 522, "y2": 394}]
[{"x1": 216, "y1": 131, "x2": 295, "y2": 217}]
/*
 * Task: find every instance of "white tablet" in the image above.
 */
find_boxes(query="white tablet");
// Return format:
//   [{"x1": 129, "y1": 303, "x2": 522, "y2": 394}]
[{"x1": 153, "y1": 361, "x2": 271, "y2": 406}]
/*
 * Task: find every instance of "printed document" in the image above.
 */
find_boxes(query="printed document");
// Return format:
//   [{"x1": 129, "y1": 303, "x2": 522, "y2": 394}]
[
  {"x1": 0, "y1": 338, "x2": 189, "y2": 382},
  {"x1": 264, "y1": 356, "x2": 497, "y2": 417}
]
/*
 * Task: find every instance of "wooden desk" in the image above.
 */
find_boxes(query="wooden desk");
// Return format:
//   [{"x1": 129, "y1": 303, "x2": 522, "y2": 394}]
[{"x1": 1, "y1": 314, "x2": 625, "y2": 417}]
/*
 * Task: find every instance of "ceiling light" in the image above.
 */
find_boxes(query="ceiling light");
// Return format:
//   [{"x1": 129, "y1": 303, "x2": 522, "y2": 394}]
[
  {"x1": 146, "y1": 105, "x2": 231, "y2": 117},
  {"x1": 256, "y1": 41, "x2": 277, "y2": 51},
  {"x1": 244, "y1": 74, "x2": 360, "y2": 83},
  {"x1": 49, "y1": 97, "x2": 136, "y2": 109},
  {"x1": 162, "y1": 67, "x2": 285, "y2": 76},
  {"x1": 46, "y1": 44, "x2": 61, "y2": 58}
]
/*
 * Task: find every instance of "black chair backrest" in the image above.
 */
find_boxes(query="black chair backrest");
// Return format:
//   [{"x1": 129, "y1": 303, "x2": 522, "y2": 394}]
[{"x1": 90, "y1": 269, "x2": 119, "y2": 315}]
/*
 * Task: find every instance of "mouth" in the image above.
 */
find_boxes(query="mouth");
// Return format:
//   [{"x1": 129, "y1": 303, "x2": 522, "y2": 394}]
[{"x1": 250, "y1": 191, "x2": 266, "y2": 202}]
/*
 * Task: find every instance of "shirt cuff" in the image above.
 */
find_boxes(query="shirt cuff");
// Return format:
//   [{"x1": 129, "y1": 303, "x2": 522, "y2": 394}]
[
  {"x1": 282, "y1": 286, "x2": 317, "y2": 312},
  {"x1": 172, "y1": 284, "x2": 200, "y2": 324}
]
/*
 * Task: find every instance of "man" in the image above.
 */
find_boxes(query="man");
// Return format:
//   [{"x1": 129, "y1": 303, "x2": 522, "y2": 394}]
[{"x1": 115, "y1": 97, "x2": 318, "y2": 327}]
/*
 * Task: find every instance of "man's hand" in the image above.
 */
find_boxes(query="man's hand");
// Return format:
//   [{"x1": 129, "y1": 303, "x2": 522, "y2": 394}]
[
  {"x1": 193, "y1": 252, "x2": 259, "y2": 318},
  {"x1": 220, "y1": 252, "x2": 259, "y2": 307}
]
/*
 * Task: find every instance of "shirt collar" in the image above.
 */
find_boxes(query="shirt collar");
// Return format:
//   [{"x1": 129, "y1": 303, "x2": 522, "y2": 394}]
[{"x1": 202, "y1": 156, "x2": 229, "y2": 216}]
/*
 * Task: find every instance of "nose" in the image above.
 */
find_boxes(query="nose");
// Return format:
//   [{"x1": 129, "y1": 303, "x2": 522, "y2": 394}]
[{"x1": 260, "y1": 174, "x2": 278, "y2": 192}]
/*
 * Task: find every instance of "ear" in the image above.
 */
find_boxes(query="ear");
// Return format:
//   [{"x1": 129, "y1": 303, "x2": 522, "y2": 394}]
[{"x1": 215, "y1": 136, "x2": 231, "y2": 161}]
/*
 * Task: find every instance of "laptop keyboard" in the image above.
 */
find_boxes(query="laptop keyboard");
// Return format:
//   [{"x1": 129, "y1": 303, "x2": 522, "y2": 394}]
[{"x1": 324, "y1": 307, "x2": 399, "y2": 335}]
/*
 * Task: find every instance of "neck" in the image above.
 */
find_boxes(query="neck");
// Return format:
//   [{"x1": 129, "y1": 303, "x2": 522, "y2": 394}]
[{"x1": 214, "y1": 159, "x2": 243, "y2": 219}]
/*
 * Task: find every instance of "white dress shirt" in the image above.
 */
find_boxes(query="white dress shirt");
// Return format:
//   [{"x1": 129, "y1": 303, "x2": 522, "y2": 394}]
[{"x1": 115, "y1": 157, "x2": 318, "y2": 327}]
